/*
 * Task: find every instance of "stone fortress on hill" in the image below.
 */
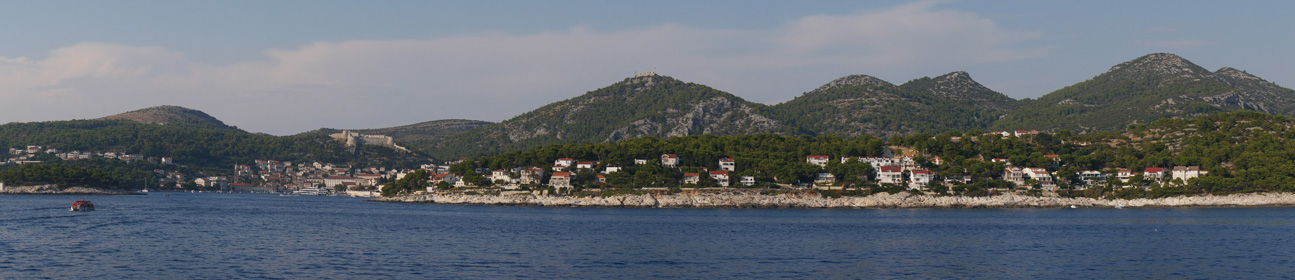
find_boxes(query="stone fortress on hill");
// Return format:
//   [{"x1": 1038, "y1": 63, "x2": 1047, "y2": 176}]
[{"x1": 329, "y1": 131, "x2": 409, "y2": 152}]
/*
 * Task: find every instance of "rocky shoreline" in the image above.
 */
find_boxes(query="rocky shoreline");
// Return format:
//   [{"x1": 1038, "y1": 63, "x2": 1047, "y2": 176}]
[
  {"x1": 0, "y1": 184, "x2": 138, "y2": 195},
  {"x1": 372, "y1": 191, "x2": 1295, "y2": 208}
]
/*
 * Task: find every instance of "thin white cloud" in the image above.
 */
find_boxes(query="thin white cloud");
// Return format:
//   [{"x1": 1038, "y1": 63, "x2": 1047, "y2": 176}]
[{"x1": 0, "y1": 1, "x2": 1046, "y2": 134}]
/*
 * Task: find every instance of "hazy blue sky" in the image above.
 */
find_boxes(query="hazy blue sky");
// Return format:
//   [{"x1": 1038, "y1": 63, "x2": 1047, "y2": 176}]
[{"x1": 1, "y1": 0, "x2": 1291, "y2": 134}]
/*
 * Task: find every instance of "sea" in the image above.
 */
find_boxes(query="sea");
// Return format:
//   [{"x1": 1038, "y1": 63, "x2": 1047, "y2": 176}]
[{"x1": 2, "y1": 192, "x2": 1293, "y2": 279}]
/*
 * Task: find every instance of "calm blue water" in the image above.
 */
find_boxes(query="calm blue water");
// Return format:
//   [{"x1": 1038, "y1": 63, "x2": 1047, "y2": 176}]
[{"x1": 2, "y1": 193, "x2": 1293, "y2": 279}]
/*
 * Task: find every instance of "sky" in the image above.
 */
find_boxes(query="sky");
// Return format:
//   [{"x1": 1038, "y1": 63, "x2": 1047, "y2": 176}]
[{"x1": 0, "y1": 0, "x2": 1292, "y2": 135}]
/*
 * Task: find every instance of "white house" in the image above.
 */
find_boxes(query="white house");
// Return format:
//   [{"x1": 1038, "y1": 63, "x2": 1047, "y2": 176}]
[
  {"x1": 519, "y1": 167, "x2": 544, "y2": 184},
  {"x1": 878, "y1": 166, "x2": 904, "y2": 185},
  {"x1": 1003, "y1": 167, "x2": 1026, "y2": 186},
  {"x1": 898, "y1": 157, "x2": 919, "y2": 171},
  {"x1": 549, "y1": 172, "x2": 572, "y2": 190},
  {"x1": 815, "y1": 172, "x2": 836, "y2": 185},
  {"x1": 602, "y1": 166, "x2": 621, "y2": 174},
  {"x1": 1144, "y1": 167, "x2": 1167, "y2": 182},
  {"x1": 807, "y1": 155, "x2": 830, "y2": 167},
  {"x1": 661, "y1": 154, "x2": 679, "y2": 168},
  {"x1": 1077, "y1": 170, "x2": 1104, "y2": 182},
  {"x1": 909, "y1": 169, "x2": 934, "y2": 190},
  {"x1": 709, "y1": 171, "x2": 731, "y2": 187},
  {"x1": 1117, "y1": 169, "x2": 1134, "y2": 183},
  {"x1": 861, "y1": 157, "x2": 895, "y2": 169},
  {"x1": 1171, "y1": 166, "x2": 1205, "y2": 183},
  {"x1": 634, "y1": 159, "x2": 648, "y2": 165},
  {"x1": 195, "y1": 176, "x2": 229, "y2": 190},
  {"x1": 741, "y1": 176, "x2": 756, "y2": 186},
  {"x1": 576, "y1": 161, "x2": 595, "y2": 170},
  {"x1": 432, "y1": 173, "x2": 461, "y2": 187},
  {"x1": 554, "y1": 158, "x2": 575, "y2": 168},
  {"x1": 719, "y1": 158, "x2": 736, "y2": 171},
  {"x1": 682, "y1": 173, "x2": 700, "y2": 185},
  {"x1": 491, "y1": 170, "x2": 512, "y2": 183},
  {"x1": 1024, "y1": 168, "x2": 1055, "y2": 189}
]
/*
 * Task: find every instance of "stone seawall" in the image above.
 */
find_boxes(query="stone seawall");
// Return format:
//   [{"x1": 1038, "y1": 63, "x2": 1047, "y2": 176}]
[{"x1": 373, "y1": 191, "x2": 1295, "y2": 208}]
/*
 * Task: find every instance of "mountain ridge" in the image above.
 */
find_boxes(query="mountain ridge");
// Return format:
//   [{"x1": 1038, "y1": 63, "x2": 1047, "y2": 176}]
[
  {"x1": 992, "y1": 53, "x2": 1295, "y2": 131},
  {"x1": 424, "y1": 73, "x2": 786, "y2": 159},
  {"x1": 28, "y1": 53, "x2": 1295, "y2": 162}
]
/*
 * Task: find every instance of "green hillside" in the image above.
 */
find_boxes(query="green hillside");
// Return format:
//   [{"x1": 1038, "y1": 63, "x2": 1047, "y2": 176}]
[
  {"x1": 993, "y1": 53, "x2": 1295, "y2": 131},
  {"x1": 423, "y1": 74, "x2": 786, "y2": 160}
]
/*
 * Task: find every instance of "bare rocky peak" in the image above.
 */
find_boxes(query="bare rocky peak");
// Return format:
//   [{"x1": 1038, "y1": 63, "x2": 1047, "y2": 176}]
[
  {"x1": 810, "y1": 75, "x2": 896, "y2": 94},
  {"x1": 1215, "y1": 67, "x2": 1267, "y2": 83},
  {"x1": 621, "y1": 72, "x2": 677, "y2": 89},
  {"x1": 1105, "y1": 53, "x2": 1213, "y2": 81},
  {"x1": 931, "y1": 71, "x2": 994, "y2": 96},
  {"x1": 100, "y1": 105, "x2": 229, "y2": 128}
]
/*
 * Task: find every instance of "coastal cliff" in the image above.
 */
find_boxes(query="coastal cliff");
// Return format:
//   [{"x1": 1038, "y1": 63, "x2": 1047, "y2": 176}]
[{"x1": 373, "y1": 191, "x2": 1295, "y2": 208}]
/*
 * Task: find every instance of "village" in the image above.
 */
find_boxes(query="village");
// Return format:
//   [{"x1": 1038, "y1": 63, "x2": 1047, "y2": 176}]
[
  {"x1": 403, "y1": 149, "x2": 1210, "y2": 197},
  {"x1": 1, "y1": 144, "x2": 406, "y2": 196},
  {"x1": 0, "y1": 127, "x2": 1214, "y2": 198}
]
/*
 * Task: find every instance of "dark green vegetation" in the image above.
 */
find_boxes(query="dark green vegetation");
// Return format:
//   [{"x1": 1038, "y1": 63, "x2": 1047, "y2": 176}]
[
  {"x1": 425, "y1": 74, "x2": 785, "y2": 159},
  {"x1": 452, "y1": 111, "x2": 1295, "y2": 199},
  {"x1": 0, "y1": 158, "x2": 176, "y2": 190},
  {"x1": 770, "y1": 72, "x2": 1016, "y2": 137},
  {"x1": 0, "y1": 118, "x2": 428, "y2": 189},
  {"x1": 994, "y1": 53, "x2": 1295, "y2": 132},
  {"x1": 907, "y1": 111, "x2": 1295, "y2": 197},
  {"x1": 419, "y1": 53, "x2": 1293, "y2": 160},
  {"x1": 310, "y1": 119, "x2": 493, "y2": 143}
]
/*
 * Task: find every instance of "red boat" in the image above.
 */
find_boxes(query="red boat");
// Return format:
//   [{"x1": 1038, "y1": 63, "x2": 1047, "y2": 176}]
[{"x1": 70, "y1": 200, "x2": 95, "y2": 212}]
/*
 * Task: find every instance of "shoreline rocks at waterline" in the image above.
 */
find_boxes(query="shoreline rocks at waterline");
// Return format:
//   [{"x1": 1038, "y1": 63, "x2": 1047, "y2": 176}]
[
  {"x1": 373, "y1": 191, "x2": 1295, "y2": 208},
  {"x1": 0, "y1": 184, "x2": 137, "y2": 195}
]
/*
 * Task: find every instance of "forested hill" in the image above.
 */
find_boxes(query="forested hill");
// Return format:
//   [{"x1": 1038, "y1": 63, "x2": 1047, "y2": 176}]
[
  {"x1": 99, "y1": 105, "x2": 233, "y2": 129},
  {"x1": 469, "y1": 110, "x2": 1295, "y2": 197},
  {"x1": 0, "y1": 119, "x2": 428, "y2": 170},
  {"x1": 416, "y1": 54, "x2": 1295, "y2": 160},
  {"x1": 993, "y1": 53, "x2": 1295, "y2": 132},
  {"x1": 311, "y1": 119, "x2": 493, "y2": 143},
  {"x1": 767, "y1": 72, "x2": 1016, "y2": 137},
  {"x1": 424, "y1": 73, "x2": 787, "y2": 160}
]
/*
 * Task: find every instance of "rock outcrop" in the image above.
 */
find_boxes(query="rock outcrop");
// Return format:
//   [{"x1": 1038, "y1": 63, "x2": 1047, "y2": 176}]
[{"x1": 0, "y1": 184, "x2": 136, "y2": 195}]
